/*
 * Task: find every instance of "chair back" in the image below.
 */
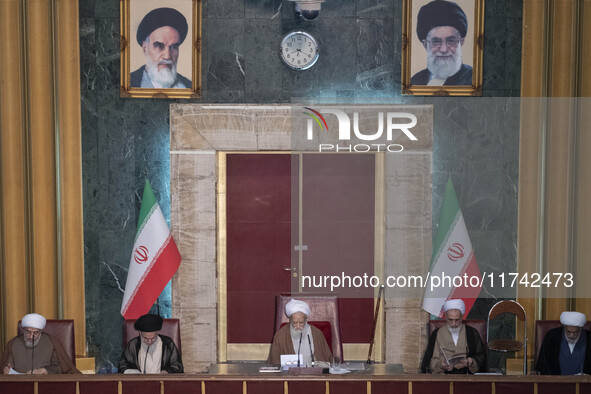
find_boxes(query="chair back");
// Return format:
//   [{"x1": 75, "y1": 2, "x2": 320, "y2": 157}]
[
  {"x1": 275, "y1": 293, "x2": 343, "y2": 361},
  {"x1": 17, "y1": 319, "x2": 76, "y2": 363},
  {"x1": 534, "y1": 320, "x2": 591, "y2": 364},
  {"x1": 123, "y1": 319, "x2": 181, "y2": 355},
  {"x1": 486, "y1": 299, "x2": 528, "y2": 374},
  {"x1": 428, "y1": 319, "x2": 487, "y2": 344}
]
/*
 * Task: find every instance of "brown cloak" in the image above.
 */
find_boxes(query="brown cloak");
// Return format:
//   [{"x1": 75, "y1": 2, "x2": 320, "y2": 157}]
[
  {"x1": 0, "y1": 333, "x2": 81, "y2": 374},
  {"x1": 268, "y1": 324, "x2": 332, "y2": 364}
]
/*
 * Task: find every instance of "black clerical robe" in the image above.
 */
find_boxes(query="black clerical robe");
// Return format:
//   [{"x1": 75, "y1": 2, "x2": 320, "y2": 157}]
[
  {"x1": 118, "y1": 334, "x2": 183, "y2": 373},
  {"x1": 420, "y1": 324, "x2": 487, "y2": 374},
  {"x1": 536, "y1": 327, "x2": 591, "y2": 375}
]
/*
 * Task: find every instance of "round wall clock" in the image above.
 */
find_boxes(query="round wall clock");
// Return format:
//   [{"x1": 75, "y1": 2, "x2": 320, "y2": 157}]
[{"x1": 279, "y1": 31, "x2": 319, "y2": 70}]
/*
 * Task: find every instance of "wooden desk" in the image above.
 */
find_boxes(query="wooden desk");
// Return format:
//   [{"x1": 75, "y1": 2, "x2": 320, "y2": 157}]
[{"x1": 1, "y1": 364, "x2": 591, "y2": 394}]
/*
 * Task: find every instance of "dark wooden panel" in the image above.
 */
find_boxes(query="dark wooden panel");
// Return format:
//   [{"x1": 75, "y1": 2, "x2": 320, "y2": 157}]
[
  {"x1": 0, "y1": 382, "x2": 34, "y2": 394},
  {"x1": 580, "y1": 383, "x2": 591, "y2": 394},
  {"x1": 302, "y1": 153, "x2": 375, "y2": 342},
  {"x1": 495, "y1": 382, "x2": 534, "y2": 394},
  {"x1": 79, "y1": 381, "x2": 118, "y2": 394},
  {"x1": 454, "y1": 382, "x2": 491, "y2": 394},
  {"x1": 227, "y1": 154, "x2": 293, "y2": 344},
  {"x1": 372, "y1": 381, "x2": 408, "y2": 394},
  {"x1": 412, "y1": 381, "x2": 449, "y2": 394},
  {"x1": 538, "y1": 383, "x2": 576, "y2": 394},
  {"x1": 38, "y1": 382, "x2": 76, "y2": 394},
  {"x1": 204, "y1": 381, "x2": 243, "y2": 394},
  {"x1": 121, "y1": 380, "x2": 160, "y2": 394},
  {"x1": 164, "y1": 380, "x2": 202, "y2": 394},
  {"x1": 288, "y1": 380, "x2": 326, "y2": 394},
  {"x1": 246, "y1": 380, "x2": 284, "y2": 394},
  {"x1": 330, "y1": 381, "x2": 367, "y2": 394}
]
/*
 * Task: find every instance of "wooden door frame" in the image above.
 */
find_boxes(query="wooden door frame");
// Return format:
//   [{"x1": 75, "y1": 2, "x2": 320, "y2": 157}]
[{"x1": 217, "y1": 151, "x2": 385, "y2": 362}]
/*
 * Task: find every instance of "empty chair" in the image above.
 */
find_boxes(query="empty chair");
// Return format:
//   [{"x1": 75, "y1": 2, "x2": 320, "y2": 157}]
[{"x1": 487, "y1": 300, "x2": 527, "y2": 374}]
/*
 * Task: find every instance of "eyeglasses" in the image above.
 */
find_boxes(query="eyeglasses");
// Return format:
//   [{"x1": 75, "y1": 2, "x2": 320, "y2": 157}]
[
  {"x1": 425, "y1": 37, "x2": 460, "y2": 48},
  {"x1": 24, "y1": 330, "x2": 41, "y2": 337}
]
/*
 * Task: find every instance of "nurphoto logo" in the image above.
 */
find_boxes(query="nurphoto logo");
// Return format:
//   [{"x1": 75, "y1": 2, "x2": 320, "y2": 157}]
[{"x1": 302, "y1": 107, "x2": 419, "y2": 152}]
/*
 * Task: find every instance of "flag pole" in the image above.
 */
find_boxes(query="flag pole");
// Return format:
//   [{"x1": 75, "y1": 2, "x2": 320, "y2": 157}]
[{"x1": 367, "y1": 286, "x2": 384, "y2": 364}]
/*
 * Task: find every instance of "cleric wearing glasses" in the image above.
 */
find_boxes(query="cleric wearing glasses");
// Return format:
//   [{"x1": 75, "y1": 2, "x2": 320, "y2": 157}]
[
  {"x1": 118, "y1": 314, "x2": 183, "y2": 374},
  {"x1": 0, "y1": 313, "x2": 79, "y2": 374},
  {"x1": 411, "y1": 0, "x2": 472, "y2": 86}
]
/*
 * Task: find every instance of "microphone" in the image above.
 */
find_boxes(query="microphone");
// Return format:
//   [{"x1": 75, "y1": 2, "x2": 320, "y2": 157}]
[
  {"x1": 297, "y1": 332, "x2": 302, "y2": 368},
  {"x1": 143, "y1": 345, "x2": 150, "y2": 374},
  {"x1": 308, "y1": 334, "x2": 315, "y2": 366},
  {"x1": 31, "y1": 343, "x2": 34, "y2": 375}
]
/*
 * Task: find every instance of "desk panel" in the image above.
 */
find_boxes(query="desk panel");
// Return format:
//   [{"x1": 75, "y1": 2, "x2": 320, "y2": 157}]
[
  {"x1": 204, "y1": 380, "x2": 242, "y2": 394},
  {"x1": 1, "y1": 366, "x2": 591, "y2": 394},
  {"x1": 412, "y1": 381, "x2": 449, "y2": 394},
  {"x1": 371, "y1": 381, "x2": 408, "y2": 394},
  {"x1": 538, "y1": 383, "x2": 576, "y2": 394},
  {"x1": 78, "y1": 381, "x2": 118, "y2": 394},
  {"x1": 495, "y1": 382, "x2": 534, "y2": 394},
  {"x1": 38, "y1": 381, "x2": 76, "y2": 394},
  {"x1": 454, "y1": 381, "x2": 491, "y2": 394},
  {"x1": 121, "y1": 380, "x2": 161, "y2": 394},
  {"x1": 0, "y1": 381, "x2": 34, "y2": 394},
  {"x1": 164, "y1": 380, "x2": 202, "y2": 394},
  {"x1": 247, "y1": 381, "x2": 284, "y2": 394}
]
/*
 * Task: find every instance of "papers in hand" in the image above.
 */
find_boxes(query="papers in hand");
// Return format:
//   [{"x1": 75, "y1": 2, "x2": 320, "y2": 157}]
[
  {"x1": 9, "y1": 368, "x2": 23, "y2": 375},
  {"x1": 123, "y1": 369, "x2": 142, "y2": 374}
]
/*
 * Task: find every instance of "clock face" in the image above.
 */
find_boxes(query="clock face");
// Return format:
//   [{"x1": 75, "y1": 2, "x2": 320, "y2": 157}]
[{"x1": 279, "y1": 31, "x2": 319, "y2": 70}]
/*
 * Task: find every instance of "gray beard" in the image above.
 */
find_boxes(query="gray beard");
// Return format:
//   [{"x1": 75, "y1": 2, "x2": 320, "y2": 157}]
[
  {"x1": 448, "y1": 325, "x2": 462, "y2": 335},
  {"x1": 145, "y1": 58, "x2": 178, "y2": 88},
  {"x1": 24, "y1": 336, "x2": 41, "y2": 348},
  {"x1": 427, "y1": 49, "x2": 462, "y2": 80}
]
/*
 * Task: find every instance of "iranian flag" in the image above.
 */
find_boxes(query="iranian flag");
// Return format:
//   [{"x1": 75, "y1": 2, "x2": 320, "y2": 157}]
[
  {"x1": 422, "y1": 178, "x2": 481, "y2": 318},
  {"x1": 121, "y1": 179, "x2": 181, "y2": 319}
]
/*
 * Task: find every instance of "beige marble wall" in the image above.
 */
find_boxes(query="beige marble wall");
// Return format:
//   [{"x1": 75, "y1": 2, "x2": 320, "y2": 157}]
[{"x1": 170, "y1": 104, "x2": 432, "y2": 372}]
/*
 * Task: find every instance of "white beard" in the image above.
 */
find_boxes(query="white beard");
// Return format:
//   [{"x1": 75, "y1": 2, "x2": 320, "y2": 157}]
[
  {"x1": 427, "y1": 45, "x2": 462, "y2": 80},
  {"x1": 145, "y1": 57, "x2": 178, "y2": 88},
  {"x1": 448, "y1": 325, "x2": 462, "y2": 335},
  {"x1": 24, "y1": 336, "x2": 41, "y2": 348}
]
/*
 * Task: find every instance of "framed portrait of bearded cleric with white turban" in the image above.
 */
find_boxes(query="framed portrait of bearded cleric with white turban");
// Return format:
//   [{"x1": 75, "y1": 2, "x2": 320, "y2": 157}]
[
  {"x1": 120, "y1": 0, "x2": 201, "y2": 98},
  {"x1": 401, "y1": 0, "x2": 484, "y2": 96}
]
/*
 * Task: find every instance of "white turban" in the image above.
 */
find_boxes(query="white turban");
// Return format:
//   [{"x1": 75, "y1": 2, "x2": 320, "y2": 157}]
[
  {"x1": 22, "y1": 313, "x2": 46, "y2": 330},
  {"x1": 560, "y1": 311, "x2": 586, "y2": 327},
  {"x1": 443, "y1": 299, "x2": 465, "y2": 316},
  {"x1": 285, "y1": 299, "x2": 311, "y2": 318}
]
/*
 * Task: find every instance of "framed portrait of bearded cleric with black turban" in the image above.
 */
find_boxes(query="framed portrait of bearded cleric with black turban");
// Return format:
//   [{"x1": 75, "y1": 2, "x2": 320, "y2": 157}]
[
  {"x1": 401, "y1": 0, "x2": 484, "y2": 96},
  {"x1": 120, "y1": 0, "x2": 201, "y2": 98}
]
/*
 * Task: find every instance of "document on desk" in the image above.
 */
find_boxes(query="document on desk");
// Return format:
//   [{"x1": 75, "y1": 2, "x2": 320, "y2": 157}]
[
  {"x1": 9, "y1": 368, "x2": 23, "y2": 375},
  {"x1": 342, "y1": 362, "x2": 365, "y2": 371}
]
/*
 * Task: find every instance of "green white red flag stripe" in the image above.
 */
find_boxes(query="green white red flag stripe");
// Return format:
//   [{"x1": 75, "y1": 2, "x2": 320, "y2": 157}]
[
  {"x1": 422, "y1": 178, "x2": 481, "y2": 318},
  {"x1": 121, "y1": 179, "x2": 181, "y2": 319}
]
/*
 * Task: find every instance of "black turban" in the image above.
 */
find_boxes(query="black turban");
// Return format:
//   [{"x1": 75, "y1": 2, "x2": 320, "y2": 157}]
[
  {"x1": 136, "y1": 7, "x2": 188, "y2": 46},
  {"x1": 134, "y1": 314, "x2": 163, "y2": 332},
  {"x1": 416, "y1": 0, "x2": 468, "y2": 41}
]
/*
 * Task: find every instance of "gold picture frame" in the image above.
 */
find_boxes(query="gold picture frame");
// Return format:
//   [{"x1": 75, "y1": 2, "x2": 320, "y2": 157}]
[
  {"x1": 401, "y1": 0, "x2": 484, "y2": 96},
  {"x1": 120, "y1": 0, "x2": 201, "y2": 98}
]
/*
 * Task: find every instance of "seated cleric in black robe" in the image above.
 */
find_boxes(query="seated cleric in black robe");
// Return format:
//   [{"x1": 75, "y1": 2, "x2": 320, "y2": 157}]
[
  {"x1": 420, "y1": 299, "x2": 486, "y2": 374},
  {"x1": 537, "y1": 311, "x2": 591, "y2": 375},
  {"x1": 118, "y1": 314, "x2": 183, "y2": 374}
]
